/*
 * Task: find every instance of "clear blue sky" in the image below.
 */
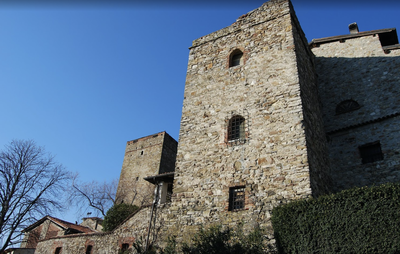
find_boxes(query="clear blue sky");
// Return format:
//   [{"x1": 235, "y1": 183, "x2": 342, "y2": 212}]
[{"x1": 0, "y1": 0, "x2": 399, "y2": 221}]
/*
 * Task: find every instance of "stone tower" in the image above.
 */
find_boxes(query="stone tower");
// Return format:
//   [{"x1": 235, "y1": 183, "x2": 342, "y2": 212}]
[
  {"x1": 167, "y1": 0, "x2": 332, "y2": 237},
  {"x1": 116, "y1": 131, "x2": 177, "y2": 207}
]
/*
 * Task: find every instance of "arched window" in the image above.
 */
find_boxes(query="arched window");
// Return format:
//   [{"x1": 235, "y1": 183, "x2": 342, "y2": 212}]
[
  {"x1": 85, "y1": 245, "x2": 93, "y2": 254},
  {"x1": 229, "y1": 49, "x2": 243, "y2": 67},
  {"x1": 121, "y1": 243, "x2": 129, "y2": 252},
  {"x1": 228, "y1": 115, "x2": 245, "y2": 142},
  {"x1": 335, "y1": 99, "x2": 360, "y2": 115}
]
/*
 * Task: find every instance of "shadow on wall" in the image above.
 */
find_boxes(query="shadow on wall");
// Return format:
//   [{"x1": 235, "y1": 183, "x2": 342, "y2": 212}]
[{"x1": 315, "y1": 55, "x2": 400, "y2": 193}]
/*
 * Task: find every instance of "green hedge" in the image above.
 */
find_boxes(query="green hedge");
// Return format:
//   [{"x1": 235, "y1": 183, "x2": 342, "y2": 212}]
[{"x1": 271, "y1": 183, "x2": 400, "y2": 254}]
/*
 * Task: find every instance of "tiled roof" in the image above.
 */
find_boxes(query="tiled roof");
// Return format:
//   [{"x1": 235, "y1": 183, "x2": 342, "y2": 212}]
[
  {"x1": 22, "y1": 215, "x2": 95, "y2": 234},
  {"x1": 48, "y1": 216, "x2": 95, "y2": 233}
]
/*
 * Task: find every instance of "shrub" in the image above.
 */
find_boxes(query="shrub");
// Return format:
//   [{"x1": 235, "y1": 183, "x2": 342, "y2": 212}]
[
  {"x1": 102, "y1": 203, "x2": 139, "y2": 231},
  {"x1": 271, "y1": 183, "x2": 400, "y2": 253},
  {"x1": 161, "y1": 224, "x2": 271, "y2": 254}
]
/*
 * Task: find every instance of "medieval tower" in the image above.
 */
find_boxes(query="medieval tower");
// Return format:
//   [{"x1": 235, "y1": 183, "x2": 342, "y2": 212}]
[
  {"x1": 116, "y1": 131, "x2": 177, "y2": 207},
  {"x1": 167, "y1": 0, "x2": 332, "y2": 237},
  {"x1": 24, "y1": 0, "x2": 400, "y2": 253}
]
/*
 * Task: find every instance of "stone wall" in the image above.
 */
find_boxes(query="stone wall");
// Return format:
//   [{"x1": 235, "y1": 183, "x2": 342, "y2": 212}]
[
  {"x1": 116, "y1": 132, "x2": 177, "y2": 206},
  {"x1": 21, "y1": 220, "x2": 64, "y2": 249},
  {"x1": 290, "y1": 2, "x2": 332, "y2": 196},
  {"x1": 32, "y1": 2, "x2": 400, "y2": 253},
  {"x1": 80, "y1": 217, "x2": 103, "y2": 232},
  {"x1": 312, "y1": 33, "x2": 400, "y2": 192},
  {"x1": 35, "y1": 205, "x2": 169, "y2": 254},
  {"x1": 167, "y1": 0, "x2": 317, "y2": 242}
]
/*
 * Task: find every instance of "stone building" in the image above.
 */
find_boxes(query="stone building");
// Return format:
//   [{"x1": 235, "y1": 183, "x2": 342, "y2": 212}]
[
  {"x1": 116, "y1": 131, "x2": 177, "y2": 207},
  {"x1": 20, "y1": 216, "x2": 96, "y2": 251},
  {"x1": 22, "y1": 0, "x2": 400, "y2": 253},
  {"x1": 310, "y1": 25, "x2": 400, "y2": 192}
]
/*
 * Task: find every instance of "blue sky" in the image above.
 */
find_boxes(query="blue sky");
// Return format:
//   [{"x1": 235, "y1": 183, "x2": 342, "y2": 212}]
[{"x1": 0, "y1": 0, "x2": 399, "y2": 221}]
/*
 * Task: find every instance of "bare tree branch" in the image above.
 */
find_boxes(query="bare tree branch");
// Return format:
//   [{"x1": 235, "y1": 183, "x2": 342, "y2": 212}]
[
  {"x1": 0, "y1": 140, "x2": 69, "y2": 253},
  {"x1": 67, "y1": 174, "x2": 154, "y2": 219},
  {"x1": 68, "y1": 174, "x2": 118, "y2": 218}
]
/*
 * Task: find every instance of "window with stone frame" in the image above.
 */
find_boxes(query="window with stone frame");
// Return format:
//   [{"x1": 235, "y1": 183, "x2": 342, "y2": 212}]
[
  {"x1": 228, "y1": 115, "x2": 246, "y2": 143},
  {"x1": 359, "y1": 141, "x2": 384, "y2": 164},
  {"x1": 229, "y1": 49, "x2": 243, "y2": 67},
  {"x1": 229, "y1": 186, "x2": 245, "y2": 211},
  {"x1": 335, "y1": 99, "x2": 360, "y2": 115},
  {"x1": 54, "y1": 247, "x2": 62, "y2": 254},
  {"x1": 121, "y1": 243, "x2": 129, "y2": 252},
  {"x1": 85, "y1": 245, "x2": 93, "y2": 254}
]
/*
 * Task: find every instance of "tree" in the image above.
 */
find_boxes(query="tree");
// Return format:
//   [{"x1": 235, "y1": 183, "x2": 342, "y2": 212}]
[
  {"x1": 0, "y1": 140, "x2": 68, "y2": 252},
  {"x1": 102, "y1": 203, "x2": 138, "y2": 232},
  {"x1": 68, "y1": 175, "x2": 119, "y2": 218},
  {"x1": 68, "y1": 175, "x2": 154, "y2": 218}
]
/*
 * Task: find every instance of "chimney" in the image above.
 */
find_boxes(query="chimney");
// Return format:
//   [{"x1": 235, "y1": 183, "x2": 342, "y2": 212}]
[{"x1": 349, "y1": 22, "x2": 359, "y2": 34}]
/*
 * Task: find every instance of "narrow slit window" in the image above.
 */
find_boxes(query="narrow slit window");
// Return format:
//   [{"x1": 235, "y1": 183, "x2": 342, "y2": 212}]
[
  {"x1": 167, "y1": 183, "x2": 173, "y2": 202},
  {"x1": 54, "y1": 247, "x2": 62, "y2": 254}
]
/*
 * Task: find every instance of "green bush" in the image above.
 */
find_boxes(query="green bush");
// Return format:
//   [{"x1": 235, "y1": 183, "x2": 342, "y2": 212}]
[
  {"x1": 271, "y1": 183, "x2": 400, "y2": 253},
  {"x1": 161, "y1": 224, "x2": 271, "y2": 254},
  {"x1": 102, "y1": 203, "x2": 138, "y2": 231}
]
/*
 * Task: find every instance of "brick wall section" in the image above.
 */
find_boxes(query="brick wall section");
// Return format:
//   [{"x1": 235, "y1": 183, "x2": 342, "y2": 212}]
[
  {"x1": 312, "y1": 34, "x2": 400, "y2": 192},
  {"x1": 166, "y1": 0, "x2": 316, "y2": 242},
  {"x1": 116, "y1": 132, "x2": 177, "y2": 206}
]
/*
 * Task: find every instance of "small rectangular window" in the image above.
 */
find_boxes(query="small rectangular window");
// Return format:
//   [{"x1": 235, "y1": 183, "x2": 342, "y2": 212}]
[
  {"x1": 121, "y1": 243, "x2": 129, "y2": 251},
  {"x1": 359, "y1": 141, "x2": 383, "y2": 164},
  {"x1": 229, "y1": 186, "x2": 245, "y2": 211}
]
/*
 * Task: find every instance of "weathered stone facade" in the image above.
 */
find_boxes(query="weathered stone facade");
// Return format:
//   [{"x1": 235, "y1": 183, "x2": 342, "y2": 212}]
[
  {"x1": 33, "y1": 206, "x2": 169, "y2": 254},
  {"x1": 80, "y1": 217, "x2": 103, "y2": 232},
  {"x1": 32, "y1": 0, "x2": 400, "y2": 253},
  {"x1": 311, "y1": 28, "x2": 400, "y2": 192},
  {"x1": 166, "y1": 0, "x2": 330, "y2": 240},
  {"x1": 116, "y1": 131, "x2": 177, "y2": 207},
  {"x1": 20, "y1": 216, "x2": 95, "y2": 251}
]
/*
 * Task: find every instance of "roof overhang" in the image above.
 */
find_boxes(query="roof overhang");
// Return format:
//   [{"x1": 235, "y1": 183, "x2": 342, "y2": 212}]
[
  {"x1": 144, "y1": 172, "x2": 174, "y2": 184},
  {"x1": 310, "y1": 28, "x2": 398, "y2": 48}
]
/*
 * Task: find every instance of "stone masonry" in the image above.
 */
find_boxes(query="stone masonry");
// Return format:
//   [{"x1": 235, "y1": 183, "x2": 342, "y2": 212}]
[
  {"x1": 116, "y1": 131, "x2": 177, "y2": 207},
  {"x1": 32, "y1": 0, "x2": 400, "y2": 253},
  {"x1": 165, "y1": 0, "x2": 331, "y2": 241},
  {"x1": 311, "y1": 29, "x2": 400, "y2": 192}
]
